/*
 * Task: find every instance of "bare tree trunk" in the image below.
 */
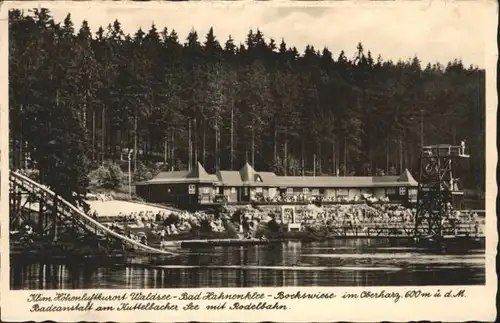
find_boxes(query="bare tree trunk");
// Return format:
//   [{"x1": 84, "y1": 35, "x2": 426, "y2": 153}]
[
  {"x1": 101, "y1": 106, "x2": 105, "y2": 166},
  {"x1": 251, "y1": 127, "x2": 255, "y2": 166},
  {"x1": 347, "y1": 147, "x2": 350, "y2": 175},
  {"x1": 318, "y1": 142, "x2": 322, "y2": 175},
  {"x1": 344, "y1": 137, "x2": 347, "y2": 176},
  {"x1": 194, "y1": 118, "x2": 198, "y2": 165},
  {"x1": 369, "y1": 132, "x2": 373, "y2": 174},
  {"x1": 230, "y1": 105, "x2": 234, "y2": 170},
  {"x1": 215, "y1": 125, "x2": 220, "y2": 171},
  {"x1": 203, "y1": 120, "x2": 206, "y2": 165},
  {"x1": 313, "y1": 154, "x2": 316, "y2": 176},
  {"x1": 399, "y1": 133, "x2": 403, "y2": 173},
  {"x1": 420, "y1": 108, "x2": 424, "y2": 148},
  {"x1": 336, "y1": 134, "x2": 340, "y2": 176},
  {"x1": 188, "y1": 120, "x2": 192, "y2": 171},
  {"x1": 284, "y1": 128, "x2": 288, "y2": 176},
  {"x1": 274, "y1": 117, "x2": 278, "y2": 162},
  {"x1": 164, "y1": 135, "x2": 168, "y2": 165},
  {"x1": 119, "y1": 128, "x2": 124, "y2": 161},
  {"x1": 301, "y1": 138, "x2": 305, "y2": 176},
  {"x1": 404, "y1": 143, "x2": 408, "y2": 171},
  {"x1": 107, "y1": 112, "x2": 112, "y2": 160},
  {"x1": 171, "y1": 132, "x2": 175, "y2": 171},
  {"x1": 218, "y1": 126, "x2": 221, "y2": 170},
  {"x1": 386, "y1": 134, "x2": 389, "y2": 174},
  {"x1": 332, "y1": 140, "x2": 335, "y2": 176},
  {"x1": 19, "y1": 130, "x2": 23, "y2": 169},
  {"x1": 134, "y1": 113, "x2": 138, "y2": 171},
  {"x1": 83, "y1": 93, "x2": 87, "y2": 128},
  {"x1": 92, "y1": 110, "x2": 96, "y2": 161}
]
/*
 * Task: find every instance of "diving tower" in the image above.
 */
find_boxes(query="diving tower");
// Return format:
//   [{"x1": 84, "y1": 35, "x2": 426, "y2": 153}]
[{"x1": 414, "y1": 143, "x2": 470, "y2": 238}]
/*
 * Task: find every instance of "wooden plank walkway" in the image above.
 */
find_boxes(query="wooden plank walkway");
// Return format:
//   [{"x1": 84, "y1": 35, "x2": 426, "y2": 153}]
[{"x1": 159, "y1": 233, "x2": 485, "y2": 249}]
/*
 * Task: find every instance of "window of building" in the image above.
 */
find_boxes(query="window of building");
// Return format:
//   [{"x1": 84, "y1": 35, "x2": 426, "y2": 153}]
[
  {"x1": 188, "y1": 185, "x2": 196, "y2": 194},
  {"x1": 231, "y1": 187, "x2": 237, "y2": 194},
  {"x1": 256, "y1": 187, "x2": 263, "y2": 193},
  {"x1": 399, "y1": 187, "x2": 407, "y2": 195},
  {"x1": 243, "y1": 187, "x2": 248, "y2": 195},
  {"x1": 387, "y1": 188, "x2": 396, "y2": 195},
  {"x1": 255, "y1": 175, "x2": 262, "y2": 182},
  {"x1": 303, "y1": 188, "x2": 309, "y2": 193},
  {"x1": 337, "y1": 189, "x2": 348, "y2": 196},
  {"x1": 312, "y1": 189, "x2": 319, "y2": 195},
  {"x1": 286, "y1": 188, "x2": 293, "y2": 194}
]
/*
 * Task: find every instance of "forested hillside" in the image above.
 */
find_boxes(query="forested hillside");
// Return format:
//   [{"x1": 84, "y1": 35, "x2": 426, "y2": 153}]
[{"x1": 9, "y1": 9, "x2": 485, "y2": 200}]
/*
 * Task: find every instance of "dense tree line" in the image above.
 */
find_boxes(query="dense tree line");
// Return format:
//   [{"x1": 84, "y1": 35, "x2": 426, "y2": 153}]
[{"x1": 9, "y1": 8, "x2": 485, "y2": 202}]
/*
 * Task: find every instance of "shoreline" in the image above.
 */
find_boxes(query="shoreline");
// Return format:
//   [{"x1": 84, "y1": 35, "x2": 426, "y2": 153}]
[{"x1": 10, "y1": 234, "x2": 485, "y2": 262}]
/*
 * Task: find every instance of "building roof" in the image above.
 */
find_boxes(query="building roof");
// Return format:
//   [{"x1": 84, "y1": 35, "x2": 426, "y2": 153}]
[
  {"x1": 216, "y1": 170, "x2": 243, "y2": 186},
  {"x1": 143, "y1": 162, "x2": 218, "y2": 185},
  {"x1": 240, "y1": 162, "x2": 256, "y2": 183},
  {"x1": 153, "y1": 170, "x2": 190, "y2": 180},
  {"x1": 187, "y1": 162, "x2": 216, "y2": 181},
  {"x1": 140, "y1": 164, "x2": 418, "y2": 188},
  {"x1": 258, "y1": 171, "x2": 278, "y2": 182},
  {"x1": 269, "y1": 176, "x2": 400, "y2": 188},
  {"x1": 398, "y1": 168, "x2": 418, "y2": 186}
]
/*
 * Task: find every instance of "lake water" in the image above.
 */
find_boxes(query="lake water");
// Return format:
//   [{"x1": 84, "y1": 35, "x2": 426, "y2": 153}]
[{"x1": 10, "y1": 239, "x2": 485, "y2": 289}]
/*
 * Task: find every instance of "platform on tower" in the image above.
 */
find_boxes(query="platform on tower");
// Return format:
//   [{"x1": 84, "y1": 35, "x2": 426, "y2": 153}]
[{"x1": 422, "y1": 144, "x2": 470, "y2": 158}]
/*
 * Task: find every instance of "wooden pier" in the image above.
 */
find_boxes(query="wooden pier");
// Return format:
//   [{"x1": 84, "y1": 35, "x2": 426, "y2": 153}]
[{"x1": 158, "y1": 231, "x2": 484, "y2": 249}]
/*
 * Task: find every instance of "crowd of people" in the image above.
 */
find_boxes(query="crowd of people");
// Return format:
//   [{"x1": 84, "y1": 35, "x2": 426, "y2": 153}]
[
  {"x1": 99, "y1": 208, "x2": 231, "y2": 245},
  {"x1": 252, "y1": 192, "x2": 391, "y2": 204},
  {"x1": 89, "y1": 201, "x2": 483, "y2": 247},
  {"x1": 272, "y1": 204, "x2": 416, "y2": 236}
]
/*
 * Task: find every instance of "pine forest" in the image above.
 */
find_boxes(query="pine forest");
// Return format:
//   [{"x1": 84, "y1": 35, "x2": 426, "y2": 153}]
[{"x1": 8, "y1": 9, "x2": 486, "y2": 205}]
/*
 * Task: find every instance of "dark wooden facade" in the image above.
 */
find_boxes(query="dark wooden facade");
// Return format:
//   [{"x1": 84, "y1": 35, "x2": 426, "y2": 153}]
[{"x1": 135, "y1": 163, "x2": 419, "y2": 208}]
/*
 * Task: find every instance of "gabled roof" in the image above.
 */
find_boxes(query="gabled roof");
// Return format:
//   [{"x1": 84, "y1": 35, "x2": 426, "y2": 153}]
[
  {"x1": 139, "y1": 164, "x2": 418, "y2": 188},
  {"x1": 216, "y1": 170, "x2": 243, "y2": 186},
  {"x1": 398, "y1": 168, "x2": 418, "y2": 186},
  {"x1": 187, "y1": 162, "x2": 212, "y2": 180},
  {"x1": 141, "y1": 162, "x2": 217, "y2": 185},
  {"x1": 143, "y1": 170, "x2": 189, "y2": 184}
]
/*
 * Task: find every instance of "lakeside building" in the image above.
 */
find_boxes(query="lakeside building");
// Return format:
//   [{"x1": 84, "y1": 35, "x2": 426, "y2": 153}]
[{"x1": 135, "y1": 162, "x2": 419, "y2": 208}]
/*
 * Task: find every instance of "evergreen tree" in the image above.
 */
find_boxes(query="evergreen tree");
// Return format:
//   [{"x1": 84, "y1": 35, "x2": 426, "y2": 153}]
[{"x1": 8, "y1": 8, "x2": 486, "y2": 196}]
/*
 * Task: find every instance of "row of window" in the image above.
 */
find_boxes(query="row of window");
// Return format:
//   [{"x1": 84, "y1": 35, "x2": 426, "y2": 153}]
[{"x1": 190, "y1": 185, "x2": 412, "y2": 196}]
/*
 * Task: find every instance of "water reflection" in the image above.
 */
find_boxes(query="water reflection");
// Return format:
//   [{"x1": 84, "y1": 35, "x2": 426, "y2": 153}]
[{"x1": 11, "y1": 240, "x2": 484, "y2": 290}]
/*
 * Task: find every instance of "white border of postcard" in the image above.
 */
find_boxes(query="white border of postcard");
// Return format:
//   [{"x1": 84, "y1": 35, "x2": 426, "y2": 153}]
[{"x1": 0, "y1": 1, "x2": 497, "y2": 322}]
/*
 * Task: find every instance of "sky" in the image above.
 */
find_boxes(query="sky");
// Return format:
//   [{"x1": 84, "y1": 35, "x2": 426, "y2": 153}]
[{"x1": 5, "y1": 1, "x2": 495, "y2": 68}]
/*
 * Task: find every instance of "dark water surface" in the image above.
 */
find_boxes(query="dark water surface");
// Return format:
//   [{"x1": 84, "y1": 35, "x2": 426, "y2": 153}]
[{"x1": 10, "y1": 239, "x2": 485, "y2": 289}]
